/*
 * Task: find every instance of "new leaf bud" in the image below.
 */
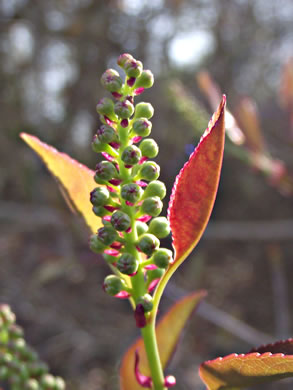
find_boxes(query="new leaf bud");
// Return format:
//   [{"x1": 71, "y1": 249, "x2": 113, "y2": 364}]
[
  {"x1": 134, "y1": 70, "x2": 154, "y2": 89},
  {"x1": 103, "y1": 275, "x2": 126, "y2": 296},
  {"x1": 90, "y1": 187, "x2": 110, "y2": 206},
  {"x1": 137, "y1": 234, "x2": 160, "y2": 256},
  {"x1": 95, "y1": 161, "x2": 117, "y2": 181},
  {"x1": 97, "y1": 124, "x2": 117, "y2": 144},
  {"x1": 139, "y1": 138, "x2": 159, "y2": 158},
  {"x1": 153, "y1": 248, "x2": 173, "y2": 268},
  {"x1": 111, "y1": 210, "x2": 131, "y2": 231},
  {"x1": 134, "y1": 102, "x2": 154, "y2": 119},
  {"x1": 132, "y1": 118, "x2": 152, "y2": 137},
  {"x1": 117, "y1": 253, "x2": 138, "y2": 275},
  {"x1": 141, "y1": 197, "x2": 163, "y2": 217},
  {"x1": 96, "y1": 98, "x2": 116, "y2": 121},
  {"x1": 135, "y1": 221, "x2": 148, "y2": 236},
  {"x1": 89, "y1": 234, "x2": 106, "y2": 253},
  {"x1": 121, "y1": 183, "x2": 143, "y2": 204},
  {"x1": 101, "y1": 69, "x2": 123, "y2": 92},
  {"x1": 124, "y1": 59, "x2": 143, "y2": 78},
  {"x1": 148, "y1": 217, "x2": 170, "y2": 238},
  {"x1": 114, "y1": 100, "x2": 134, "y2": 119},
  {"x1": 121, "y1": 145, "x2": 141, "y2": 165},
  {"x1": 137, "y1": 294, "x2": 153, "y2": 312},
  {"x1": 143, "y1": 180, "x2": 166, "y2": 199},
  {"x1": 140, "y1": 161, "x2": 160, "y2": 181},
  {"x1": 97, "y1": 226, "x2": 118, "y2": 246}
]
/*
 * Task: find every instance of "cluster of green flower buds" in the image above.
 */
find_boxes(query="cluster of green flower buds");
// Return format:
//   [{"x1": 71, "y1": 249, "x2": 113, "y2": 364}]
[
  {"x1": 0, "y1": 304, "x2": 65, "y2": 390},
  {"x1": 90, "y1": 54, "x2": 173, "y2": 326}
]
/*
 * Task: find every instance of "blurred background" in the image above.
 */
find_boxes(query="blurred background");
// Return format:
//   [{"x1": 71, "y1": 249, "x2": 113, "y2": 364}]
[{"x1": 1, "y1": 0, "x2": 293, "y2": 389}]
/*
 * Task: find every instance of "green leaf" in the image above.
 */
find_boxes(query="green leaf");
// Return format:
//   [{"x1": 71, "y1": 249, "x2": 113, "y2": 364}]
[
  {"x1": 120, "y1": 291, "x2": 206, "y2": 390},
  {"x1": 20, "y1": 133, "x2": 101, "y2": 233},
  {"x1": 199, "y1": 339, "x2": 293, "y2": 390}
]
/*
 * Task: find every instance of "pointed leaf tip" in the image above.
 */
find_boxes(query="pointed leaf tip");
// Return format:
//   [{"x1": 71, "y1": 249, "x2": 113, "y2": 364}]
[
  {"x1": 20, "y1": 132, "x2": 102, "y2": 233},
  {"x1": 167, "y1": 96, "x2": 226, "y2": 269}
]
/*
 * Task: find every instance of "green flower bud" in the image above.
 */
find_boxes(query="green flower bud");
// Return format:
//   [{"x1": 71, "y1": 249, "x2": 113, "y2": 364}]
[
  {"x1": 134, "y1": 102, "x2": 154, "y2": 119},
  {"x1": 137, "y1": 234, "x2": 160, "y2": 256},
  {"x1": 92, "y1": 205, "x2": 109, "y2": 217},
  {"x1": 124, "y1": 59, "x2": 143, "y2": 78},
  {"x1": 95, "y1": 161, "x2": 117, "y2": 181},
  {"x1": 121, "y1": 145, "x2": 141, "y2": 165},
  {"x1": 28, "y1": 362, "x2": 48, "y2": 377},
  {"x1": 92, "y1": 135, "x2": 105, "y2": 153},
  {"x1": 24, "y1": 378, "x2": 39, "y2": 390},
  {"x1": 90, "y1": 187, "x2": 110, "y2": 206},
  {"x1": 135, "y1": 221, "x2": 148, "y2": 236},
  {"x1": 132, "y1": 118, "x2": 152, "y2": 137},
  {"x1": 101, "y1": 69, "x2": 123, "y2": 92},
  {"x1": 148, "y1": 217, "x2": 170, "y2": 238},
  {"x1": 134, "y1": 70, "x2": 154, "y2": 89},
  {"x1": 139, "y1": 138, "x2": 158, "y2": 158},
  {"x1": 89, "y1": 234, "x2": 106, "y2": 253},
  {"x1": 103, "y1": 275, "x2": 126, "y2": 296},
  {"x1": 12, "y1": 338, "x2": 26, "y2": 352},
  {"x1": 137, "y1": 294, "x2": 153, "y2": 312},
  {"x1": 103, "y1": 253, "x2": 117, "y2": 264},
  {"x1": 152, "y1": 248, "x2": 173, "y2": 268},
  {"x1": 114, "y1": 100, "x2": 134, "y2": 119},
  {"x1": 97, "y1": 124, "x2": 117, "y2": 144},
  {"x1": 9, "y1": 325, "x2": 24, "y2": 339},
  {"x1": 0, "y1": 304, "x2": 15, "y2": 325},
  {"x1": 96, "y1": 98, "x2": 116, "y2": 121},
  {"x1": 147, "y1": 267, "x2": 165, "y2": 282},
  {"x1": 117, "y1": 53, "x2": 134, "y2": 68},
  {"x1": 111, "y1": 210, "x2": 131, "y2": 231},
  {"x1": 55, "y1": 377, "x2": 66, "y2": 390},
  {"x1": 97, "y1": 226, "x2": 118, "y2": 246},
  {"x1": 140, "y1": 161, "x2": 160, "y2": 181},
  {"x1": 41, "y1": 373, "x2": 55, "y2": 389},
  {"x1": 18, "y1": 363, "x2": 29, "y2": 380},
  {"x1": 117, "y1": 253, "x2": 138, "y2": 275},
  {"x1": 143, "y1": 180, "x2": 166, "y2": 200},
  {"x1": 121, "y1": 183, "x2": 143, "y2": 204},
  {"x1": 141, "y1": 196, "x2": 163, "y2": 217}
]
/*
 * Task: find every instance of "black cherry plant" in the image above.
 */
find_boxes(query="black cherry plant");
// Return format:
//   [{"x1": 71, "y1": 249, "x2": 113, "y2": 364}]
[{"x1": 18, "y1": 54, "x2": 293, "y2": 390}]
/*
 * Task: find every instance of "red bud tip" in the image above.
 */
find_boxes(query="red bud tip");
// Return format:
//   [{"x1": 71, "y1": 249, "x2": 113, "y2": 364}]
[
  {"x1": 109, "y1": 178, "x2": 122, "y2": 186},
  {"x1": 134, "y1": 87, "x2": 145, "y2": 95},
  {"x1": 148, "y1": 278, "x2": 160, "y2": 292},
  {"x1": 106, "y1": 185, "x2": 116, "y2": 193},
  {"x1": 103, "y1": 215, "x2": 112, "y2": 222},
  {"x1": 110, "y1": 241, "x2": 122, "y2": 249},
  {"x1": 135, "y1": 304, "x2": 147, "y2": 328},
  {"x1": 126, "y1": 200, "x2": 135, "y2": 206},
  {"x1": 132, "y1": 135, "x2": 143, "y2": 143},
  {"x1": 104, "y1": 249, "x2": 120, "y2": 256},
  {"x1": 115, "y1": 291, "x2": 130, "y2": 299},
  {"x1": 134, "y1": 350, "x2": 152, "y2": 387},
  {"x1": 109, "y1": 141, "x2": 120, "y2": 149},
  {"x1": 137, "y1": 215, "x2": 152, "y2": 223},
  {"x1": 112, "y1": 91, "x2": 123, "y2": 99},
  {"x1": 104, "y1": 205, "x2": 119, "y2": 212},
  {"x1": 124, "y1": 164, "x2": 133, "y2": 169},
  {"x1": 139, "y1": 156, "x2": 148, "y2": 165},
  {"x1": 127, "y1": 77, "x2": 136, "y2": 87},
  {"x1": 136, "y1": 180, "x2": 148, "y2": 187},
  {"x1": 101, "y1": 152, "x2": 115, "y2": 162},
  {"x1": 165, "y1": 375, "x2": 176, "y2": 387},
  {"x1": 121, "y1": 119, "x2": 129, "y2": 128},
  {"x1": 144, "y1": 264, "x2": 157, "y2": 270},
  {"x1": 125, "y1": 227, "x2": 132, "y2": 233},
  {"x1": 104, "y1": 116, "x2": 116, "y2": 126}
]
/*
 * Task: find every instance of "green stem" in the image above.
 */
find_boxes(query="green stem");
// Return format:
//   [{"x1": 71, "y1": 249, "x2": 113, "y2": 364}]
[{"x1": 141, "y1": 321, "x2": 166, "y2": 390}]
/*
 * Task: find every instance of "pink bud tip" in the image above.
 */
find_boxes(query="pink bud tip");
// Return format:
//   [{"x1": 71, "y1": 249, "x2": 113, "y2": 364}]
[
  {"x1": 148, "y1": 278, "x2": 160, "y2": 293},
  {"x1": 115, "y1": 291, "x2": 130, "y2": 299},
  {"x1": 104, "y1": 205, "x2": 118, "y2": 212},
  {"x1": 104, "y1": 116, "x2": 116, "y2": 126},
  {"x1": 126, "y1": 200, "x2": 134, "y2": 206},
  {"x1": 165, "y1": 376, "x2": 176, "y2": 387},
  {"x1": 103, "y1": 215, "x2": 112, "y2": 222},
  {"x1": 125, "y1": 227, "x2": 132, "y2": 233},
  {"x1": 145, "y1": 264, "x2": 157, "y2": 270},
  {"x1": 121, "y1": 119, "x2": 129, "y2": 128},
  {"x1": 124, "y1": 164, "x2": 133, "y2": 169},
  {"x1": 104, "y1": 249, "x2": 120, "y2": 256},
  {"x1": 109, "y1": 141, "x2": 120, "y2": 149},
  {"x1": 137, "y1": 215, "x2": 152, "y2": 223},
  {"x1": 106, "y1": 186, "x2": 116, "y2": 193},
  {"x1": 134, "y1": 350, "x2": 152, "y2": 387},
  {"x1": 139, "y1": 156, "x2": 148, "y2": 165},
  {"x1": 132, "y1": 136, "x2": 143, "y2": 143},
  {"x1": 110, "y1": 241, "x2": 122, "y2": 249},
  {"x1": 112, "y1": 91, "x2": 123, "y2": 99},
  {"x1": 134, "y1": 87, "x2": 145, "y2": 95},
  {"x1": 127, "y1": 77, "x2": 136, "y2": 87},
  {"x1": 101, "y1": 152, "x2": 115, "y2": 162},
  {"x1": 136, "y1": 180, "x2": 148, "y2": 187},
  {"x1": 109, "y1": 178, "x2": 122, "y2": 186}
]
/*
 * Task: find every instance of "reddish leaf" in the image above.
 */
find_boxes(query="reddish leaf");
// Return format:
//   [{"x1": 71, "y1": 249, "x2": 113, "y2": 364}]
[
  {"x1": 167, "y1": 97, "x2": 226, "y2": 273},
  {"x1": 200, "y1": 341, "x2": 293, "y2": 390},
  {"x1": 120, "y1": 291, "x2": 206, "y2": 390},
  {"x1": 20, "y1": 133, "x2": 101, "y2": 233}
]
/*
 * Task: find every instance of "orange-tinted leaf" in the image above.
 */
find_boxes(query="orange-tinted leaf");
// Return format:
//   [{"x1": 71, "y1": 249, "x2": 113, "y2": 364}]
[
  {"x1": 120, "y1": 291, "x2": 206, "y2": 390},
  {"x1": 20, "y1": 133, "x2": 101, "y2": 233},
  {"x1": 250, "y1": 338, "x2": 293, "y2": 355},
  {"x1": 167, "y1": 97, "x2": 225, "y2": 272},
  {"x1": 199, "y1": 350, "x2": 293, "y2": 390}
]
